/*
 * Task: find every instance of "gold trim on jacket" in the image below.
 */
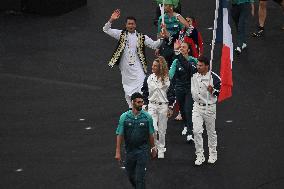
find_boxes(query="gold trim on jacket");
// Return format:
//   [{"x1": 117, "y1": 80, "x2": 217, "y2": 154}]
[{"x1": 108, "y1": 30, "x2": 147, "y2": 73}]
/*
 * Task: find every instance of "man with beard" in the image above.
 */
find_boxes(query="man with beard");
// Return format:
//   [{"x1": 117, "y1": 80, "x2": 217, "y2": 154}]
[
  {"x1": 115, "y1": 92, "x2": 157, "y2": 189},
  {"x1": 191, "y1": 56, "x2": 221, "y2": 165}
]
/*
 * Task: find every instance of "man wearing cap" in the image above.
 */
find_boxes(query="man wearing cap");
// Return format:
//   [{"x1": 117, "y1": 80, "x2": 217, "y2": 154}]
[
  {"x1": 115, "y1": 92, "x2": 157, "y2": 189},
  {"x1": 103, "y1": 9, "x2": 165, "y2": 108},
  {"x1": 191, "y1": 56, "x2": 221, "y2": 166}
]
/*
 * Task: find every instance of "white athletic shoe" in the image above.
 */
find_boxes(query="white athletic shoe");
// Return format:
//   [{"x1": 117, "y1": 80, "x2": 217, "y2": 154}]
[
  {"x1": 208, "y1": 155, "x2": 217, "y2": 164},
  {"x1": 242, "y1": 43, "x2": 247, "y2": 50},
  {"x1": 195, "y1": 154, "x2": 205, "y2": 166},
  {"x1": 181, "y1": 127, "x2": 187, "y2": 135},
  {"x1": 235, "y1": 47, "x2": 241, "y2": 55},
  {"x1": 186, "y1": 134, "x2": 194, "y2": 142},
  {"x1": 158, "y1": 151, "x2": 164, "y2": 159}
]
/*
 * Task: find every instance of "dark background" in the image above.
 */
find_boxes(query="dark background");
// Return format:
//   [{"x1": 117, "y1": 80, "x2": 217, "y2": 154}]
[{"x1": 0, "y1": 0, "x2": 283, "y2": 188}]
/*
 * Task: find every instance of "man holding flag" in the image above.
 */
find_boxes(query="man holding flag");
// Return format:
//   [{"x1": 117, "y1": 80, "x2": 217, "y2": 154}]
[
  {"x1": 191, "y1": 56, "x2": 221, "y2": 165},
  {"x1": 190, "y1": 0, "x2": 233, "y2": 165},
  {"x1": 155, "y1": 0, "x2": 189, "y2": 67}
]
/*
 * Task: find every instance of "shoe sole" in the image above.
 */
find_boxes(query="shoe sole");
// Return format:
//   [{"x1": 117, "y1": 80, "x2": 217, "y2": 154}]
[
  {"x1": 195, "y1": 159, "x2": 205, "y2": 166},
  {"x1": 251, "y1": 31, "x2": 264, "y2": 37}
]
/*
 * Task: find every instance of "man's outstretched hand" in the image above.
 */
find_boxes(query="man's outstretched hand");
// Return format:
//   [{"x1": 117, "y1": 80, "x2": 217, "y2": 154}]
[{"x1": 110, "y1": 9, "x2": 120, "y2": 22}]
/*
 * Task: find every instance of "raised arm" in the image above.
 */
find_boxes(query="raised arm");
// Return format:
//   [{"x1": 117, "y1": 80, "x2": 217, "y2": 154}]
[
  {"x1": 144, "y1": 35, "x2": 163, "y2": 49},
  {"x1": 174, "y1": 12, "x2": 189, "y2": 28},
  {"x1": 102, "y1": 9, "x2": 122, "y2": 40}
]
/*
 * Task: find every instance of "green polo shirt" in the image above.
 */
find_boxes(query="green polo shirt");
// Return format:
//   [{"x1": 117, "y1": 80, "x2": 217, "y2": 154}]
[
  {"x1": 116, "y1": 110, "x2": 154, "y2": 135},
  {"x1": 231, "y1": 0, "x2": 254, "y2": 5},
  {"x1": 116, "y1": 110, "x2": 154, "y2": 152},
  {"x1": 157, "y1": 14, "x2": 183, "y2": 36}
]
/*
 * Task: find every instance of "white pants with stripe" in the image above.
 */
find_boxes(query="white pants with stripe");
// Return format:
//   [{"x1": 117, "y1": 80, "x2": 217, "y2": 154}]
[
  {"x1": 192, "y1": 102, "x2": 217, "y2": 157},
  {"x1": 148, "y1": 102, "x2": 168, "y2": 153}
]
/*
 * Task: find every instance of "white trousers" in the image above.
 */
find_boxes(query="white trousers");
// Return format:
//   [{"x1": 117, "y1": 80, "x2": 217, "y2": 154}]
[
  {"x1": 125, "y1": 94, "x2": 132, "y2": 108},
  {"x1": 192, "y1": 102, "x2": 217, "y2": 157},
  {"x1": 148, "y1": 103, "x2": 168, "y2": 152}
]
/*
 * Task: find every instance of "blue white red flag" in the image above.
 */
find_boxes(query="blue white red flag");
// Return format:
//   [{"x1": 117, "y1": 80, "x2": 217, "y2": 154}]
[{"x1": 216, "y1": 0, "x2": 233, "y2": 102}]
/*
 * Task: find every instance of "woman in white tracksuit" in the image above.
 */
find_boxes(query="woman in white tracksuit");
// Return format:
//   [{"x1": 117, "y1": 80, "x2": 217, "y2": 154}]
[{"x1": 142, "y1": 56, "x2": 174, "y2": 158}]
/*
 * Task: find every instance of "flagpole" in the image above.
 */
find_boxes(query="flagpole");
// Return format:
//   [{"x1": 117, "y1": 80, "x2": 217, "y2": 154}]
[
  {"x1": 159, "y1": 0, "x2": 165, "y2": 27},
  {"x1": 206, "y1": 0, "x2": 220, "y2": 110}
]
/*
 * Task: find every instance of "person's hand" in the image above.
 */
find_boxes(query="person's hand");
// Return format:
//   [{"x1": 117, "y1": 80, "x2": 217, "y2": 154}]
[
  {"x1": 150, "y1": 147, "x2": 157, "y2": 159},
  {"x1": 115, "y1": 151, "x2": 121, "y2": 162},
  {"x1": 142, "y1": 105, "x2": 148, "y2": 111},
  {"x1": 160, "y1": 24, "x2": 169, "y2": 38},
  {"x1": 110, "y1": 9, "x2": 120, "y2": 22},
  {"x1": 167, "y1": 108, "x2": 173, "y2": 118},
  {"x1": 155, "y1": 49, "x2": 160, "y2": 56},
  {"x1": 174, "y1": 39, "x2": 181, "y2": 51},
  {"x1": 207, "y1": 85, "x2": 214, "y2": 94}
]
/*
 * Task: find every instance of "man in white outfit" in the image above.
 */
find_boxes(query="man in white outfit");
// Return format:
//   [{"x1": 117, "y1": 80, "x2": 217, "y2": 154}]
[
  {"x1": 103, "y1": 9, "x2": 164, "y2": 108},
  {"x1": 141, "y1": 56, "x2": 175, "y2": 158},
  {"x1": 191, "y1": 56, "x2": 221, "y2": 165}
]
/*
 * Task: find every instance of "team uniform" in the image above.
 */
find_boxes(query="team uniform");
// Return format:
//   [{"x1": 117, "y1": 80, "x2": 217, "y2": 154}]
[
  {"x1": 142, "y1": 74, "x2": 175, "y2": 158},
  {"x1": 116, "y1": 110, "x2": 154, "y2": 188},
  {"x1": 169, "y1": 54, "x2": 198, "y2": 141},
  {"x1": 191, "y1": 68, "x2": 221, "y2": 165}
]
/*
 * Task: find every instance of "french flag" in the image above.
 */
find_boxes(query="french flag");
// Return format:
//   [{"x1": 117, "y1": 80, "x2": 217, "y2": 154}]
[{"x1": 216, "y1": 0, "x2": 233, "y2": 102}]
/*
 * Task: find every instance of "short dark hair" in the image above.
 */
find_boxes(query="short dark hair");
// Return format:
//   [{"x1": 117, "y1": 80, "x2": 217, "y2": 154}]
[
  {"x1": 131, "y1": 92, "x2": 143, "y2": 101},
  {"x1": 125, "y1": 16, "x2": 136, "y2": 23},
  {"x1": 182, "y1": 41, "x2": 193, "y2": 56},
  {"x1": 198, "y1": 55, "x2": 209, "y2": 66}
]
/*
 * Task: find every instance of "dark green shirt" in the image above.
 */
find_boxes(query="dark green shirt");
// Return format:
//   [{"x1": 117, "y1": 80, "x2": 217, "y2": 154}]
[
  {"x1": 116, "y1": 110, "x2": 154, "y2": 152},
  {"x1": 157, "y1": 14, "x2": 183, "y2": 36}
]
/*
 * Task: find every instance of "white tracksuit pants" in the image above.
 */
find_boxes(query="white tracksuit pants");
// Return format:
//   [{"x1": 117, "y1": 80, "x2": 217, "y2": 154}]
[
  {"x1": 192, "y1": 102, "x2": 217, "y2": 157},
  {"x1": 125, "y1": 94, "x2": 132, "y2": 108},
  {"x1": 148, "y1": 102, "x2": 168, "y2": 153}
]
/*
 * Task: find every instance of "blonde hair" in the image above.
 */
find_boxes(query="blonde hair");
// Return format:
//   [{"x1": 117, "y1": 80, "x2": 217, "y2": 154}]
[{"x1": 154, "y1": 56, "x2": 169, "y2": 85}]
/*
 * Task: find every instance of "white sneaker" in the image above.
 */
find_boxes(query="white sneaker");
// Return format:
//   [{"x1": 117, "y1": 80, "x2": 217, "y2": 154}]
[
  {"x1": 186, "y1": 134, "x2": 194, "y2": 142},
  {"x1": 234, "y1": 47, "x2": 241, "y2": 55},
  {"x1": 158, "y1": 151, "x2": 164, "y2": 159},
  {"x1": 208, "y1": 155, "x2": 217, "y2": 164},
  {"x1": 242, "y1": 43, "x2": 247, "y2": 50},
  {"x1": 195, "y1": 154, "x2": 205, "y2": 166},
  {"x1": 181, "y1": 127, "x2": 187, "y2": 135}
]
